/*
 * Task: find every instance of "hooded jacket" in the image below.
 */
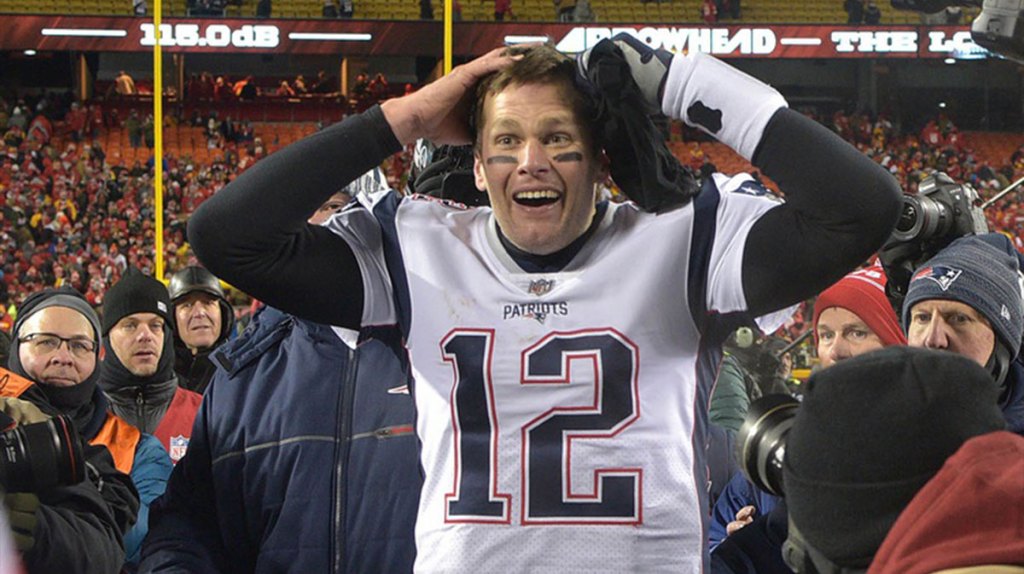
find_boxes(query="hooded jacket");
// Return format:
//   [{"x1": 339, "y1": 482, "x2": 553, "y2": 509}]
[{"x1": 141, "y1": 306, "x2": 420, "y2": 573}]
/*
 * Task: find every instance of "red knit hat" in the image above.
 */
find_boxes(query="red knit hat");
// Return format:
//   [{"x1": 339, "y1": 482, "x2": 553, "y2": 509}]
[{"x1": 812, "y1": 266, "x2": 907, "y2": 347}]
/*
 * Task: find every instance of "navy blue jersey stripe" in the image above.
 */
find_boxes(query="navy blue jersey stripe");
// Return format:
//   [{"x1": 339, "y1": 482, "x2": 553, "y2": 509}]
[
  {"x1": 371, "y1": 192, "x2": 413, "y2": 337},
  {"x1": 687, "y1": 178, "x2": 721, "y2": 334}
]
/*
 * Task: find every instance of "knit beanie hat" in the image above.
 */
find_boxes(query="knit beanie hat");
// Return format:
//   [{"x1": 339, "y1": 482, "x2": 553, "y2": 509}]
[
  {"x1": 783, "y1": 346, "x2": 1005, "y2": 567},
  {"x1": 11, "y1": 286, "x2": 101, "y2": 344},
  {"x1": 101, "y1": 267, "x2": 171, "y2": 335},
  {"x1": 903, "y1": 234, "x2": 1023, "y2": 359},
  {"x1": 813, "y1": 266, "x2": 906, "y2": 347}
]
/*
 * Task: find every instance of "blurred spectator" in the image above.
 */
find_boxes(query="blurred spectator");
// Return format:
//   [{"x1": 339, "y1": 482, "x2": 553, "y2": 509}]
[
  {"x1": 339, "y1": 0, "x2": 353, "y2": 17},
  {"x1": 864, "y1": 1, "x2": 881, "y2": 24},
  {"x1": 275, "y1": 80, "x2": 296, "y2": 97},
  {"x1": 573, "y1": 0, "x2": 595, "y2": 22},
  {"x1": 844, "y1": 0, "x2": 864, "y2": 24},
  {"x1": 143, "y1": 114, "x2": 155, "y2": 149},
  {"x1": 495, "y1": 0, "x2": 513, "y2": 20},
  {"x1": 64, "y1": 102, "x2": 87, "y2": 143},
  {"x1": 125, "y1": 110, "x2": 142, "y2": 149},
  {"x1": 554, "y1": 0, "x2": 575, "y2": 21},
  {"x1": 134, "y1": 0, "x2": 146, "y2": 15},
  {"x1": 292, "y1": 74, "x2": 309, "y2": 95},
  {"x1": 311, "y1": 70, "x2": 337, "y2": 95},
  {"x1": 233, "y1": 76, "x2": 257, "y2": 101},
  {"x1": 322, "y1": 0, "x2": 338, "y2": 17},
  {"x1": 256, "y1": 0, "x2": 271, "y2": 17},
  {"x1": 114, "y1": 70, "x2": 137, "y2": 96},
  {"x1": 420, "y1": 0, "x2": 433, "y2": 18},
  {"x1": 702, "y1": 0, "x2": 718, "y2": 23},
  {"x1": 350, "y1": 72, "x2": 370, "y2": 107},
  {"x1": 368, "y1": 72, "x2": 389, "y2": 101},
  {"x1": 26, "y1": 114, "x2": 52, "y2": 146}
]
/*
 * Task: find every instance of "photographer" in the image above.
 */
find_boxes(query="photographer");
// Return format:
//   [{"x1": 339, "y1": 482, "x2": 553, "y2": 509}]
[
  {"x1": 0, "y1": 383, "x2": 139, "y2": 573},
  {"x1": 2, "y1": 287, "x2": 164, "y2": 570},
  {"x1": 709, "y1": 266, "x2": 907, "y2": 570},
  {"x1": 902, "y1": 233, "x2": 1024, "y2": 434},
  {"x1": 780, "y1": 347, "x2": 1006, "y2": 572}
]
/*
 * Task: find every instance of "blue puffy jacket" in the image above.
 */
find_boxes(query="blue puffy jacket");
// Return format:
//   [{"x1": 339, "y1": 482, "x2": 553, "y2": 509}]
[{"x1": 140, "y1": 306, "x2": 421, "y2": 573}]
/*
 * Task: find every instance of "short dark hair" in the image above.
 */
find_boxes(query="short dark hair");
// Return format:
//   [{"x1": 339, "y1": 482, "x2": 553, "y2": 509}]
[{"x1": 472, "y1": 44, "x2": 598, "y2": 153}]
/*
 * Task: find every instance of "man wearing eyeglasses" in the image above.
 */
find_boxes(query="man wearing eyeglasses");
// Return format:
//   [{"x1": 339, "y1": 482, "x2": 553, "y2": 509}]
[{"x1": 0, "y1": 286, "x2": 144, "y2": 572}]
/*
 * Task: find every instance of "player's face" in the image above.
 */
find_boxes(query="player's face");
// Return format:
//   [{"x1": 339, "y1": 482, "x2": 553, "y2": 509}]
[
  {"x1": 474, "y1": 82, "x2": 605, "y2": 256},
  {"x1": 907, "y1": 299, "x2": 995, "y2": 367},
  {"x1": 815, "y1": 306, "x2": 885, "y2": 369}
]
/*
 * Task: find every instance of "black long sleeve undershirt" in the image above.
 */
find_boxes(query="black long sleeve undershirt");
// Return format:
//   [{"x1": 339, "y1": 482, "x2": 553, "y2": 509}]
[
  {"x1": 744, "y1": 108, "x2": 902, "y2": 315},
  {"x1": 189, "y1": 105, "x2": 901, "y2": 330}
]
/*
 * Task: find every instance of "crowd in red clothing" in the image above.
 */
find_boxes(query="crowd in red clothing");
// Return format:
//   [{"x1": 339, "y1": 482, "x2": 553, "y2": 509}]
[
  {"x1": 2, "y1": 90, "x2": 1023, "y2": 336},
  {"x1": 826, "y1": 109, "x2": 1024, "y2": 245}
]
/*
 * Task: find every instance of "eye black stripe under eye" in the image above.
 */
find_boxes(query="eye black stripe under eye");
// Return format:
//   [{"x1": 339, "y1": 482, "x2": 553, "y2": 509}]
[
  {"x1": 553, "y1": 152, "x2": 583, "y2": 162},
  {"x1": 486, "y1": 156, "x2": 516, "y2": 165}
]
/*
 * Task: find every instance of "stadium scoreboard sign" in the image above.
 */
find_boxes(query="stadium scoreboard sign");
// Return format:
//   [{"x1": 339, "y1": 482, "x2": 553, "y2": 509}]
[
  {"x1": 0, "y1": 16, "x2": 991, "y2": 60},
  {"x1": 139, "y1": 23, "x2": 281, "y2": 49}
]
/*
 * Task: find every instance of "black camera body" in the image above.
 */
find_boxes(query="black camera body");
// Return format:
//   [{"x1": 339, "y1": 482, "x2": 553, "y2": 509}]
[
  {"x1": 891, "y1": 0, "x2": 1024, "y2": 64},
  {"x1": 880, "y1": 172, "x2": 988, "y2": 310},
  {"x1": 0, "y1": 414, "x2": 86, "y2": 493}
]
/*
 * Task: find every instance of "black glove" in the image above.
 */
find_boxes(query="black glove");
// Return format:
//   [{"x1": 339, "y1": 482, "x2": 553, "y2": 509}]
[
  {"x1": 410, "y1": 145, "x2": 486, "y2": 207},
  {"x1": 5, "y1": 492, "x2": 40, "y2": 552},
  {"x1": 577, "y1": 32, "x2": 673, "y2": 113},
  {"x1": 576, "y1": 35, "x2": 699, "y2": 213}
]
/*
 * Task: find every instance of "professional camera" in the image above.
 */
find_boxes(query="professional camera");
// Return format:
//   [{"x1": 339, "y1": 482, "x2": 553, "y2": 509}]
[
  {"x1": 880, "y1": 172, "x2": 988, "y2": 309},
  {"x1": 0, "y1": 414, "x2": 86, "y2": 493},
  {"x1": 735, "y1": 393, "x2": 800, "y2": 497},
  {"x1": 890, "y1": 0, "x2": 1024, "y2": 63},
  {"x1": 891, "y1": 172, "x2": 987, "y2": 244}
]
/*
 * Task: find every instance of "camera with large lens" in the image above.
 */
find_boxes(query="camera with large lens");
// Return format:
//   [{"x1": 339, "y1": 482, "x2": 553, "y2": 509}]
[
  {"x1": 736, "y1": 394, "x2": 800, "y2": 497},
  {"x1": 0, "y1": 414, "x2": 86, "y2": 493},
  {"x1": 891, "y1": 172, "x2": 987, "y2": 245},
  {"x1": 880, "y1": 172, "x2": 988, "y2": 311}
]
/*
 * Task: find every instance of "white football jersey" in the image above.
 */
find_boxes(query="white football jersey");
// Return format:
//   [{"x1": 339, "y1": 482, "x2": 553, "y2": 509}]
[{"x1": 326, "y1": 176, "x2": 778, "y2": 573}]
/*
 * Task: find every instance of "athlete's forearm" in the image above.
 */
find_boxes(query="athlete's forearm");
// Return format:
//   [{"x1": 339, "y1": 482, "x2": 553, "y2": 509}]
[
  {"x1": 188, "y1": 106, "x2": 402, "y2": 328},
  {"x1": 744, "y1": 108, "x2": 902, "y2": 315},
  {"x1": 659, "y1": 54, "x2": 900, "y2": 315}
]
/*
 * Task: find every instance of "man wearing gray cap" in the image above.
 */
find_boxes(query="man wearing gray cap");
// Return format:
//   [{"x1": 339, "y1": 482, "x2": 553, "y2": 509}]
[
  {"x1": 1, "y1": 286, "x2": 143, "y2": 572},
  {"x1": 903, "y1": 233, "x2": 1024, "y2": 434}
]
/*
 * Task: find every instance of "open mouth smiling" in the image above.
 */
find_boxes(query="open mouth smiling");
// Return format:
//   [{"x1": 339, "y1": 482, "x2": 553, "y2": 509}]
[{"x1": 514, "y1": 190, "x2": 560, "y2": 208}]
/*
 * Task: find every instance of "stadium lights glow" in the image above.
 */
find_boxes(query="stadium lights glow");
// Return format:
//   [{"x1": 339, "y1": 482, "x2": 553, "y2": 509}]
[
  {"x1": 504, "y1": 35, "x2": 550, "y2": 44},
  {"x1": 41, "y1": 28, "x2": 128, "y2": 37},
  {"x1": 23, "y1": 49, "x2": 37, "y2": 56},
  {"x1": 938, "y1": 102, "x2": 947, "y2": 108},
  {"x1": 288, "y1": 33, "x2": 372, "y2": 41},
  {"x1": 944, "y1": 57, "x2": 956, "y2": 64}
]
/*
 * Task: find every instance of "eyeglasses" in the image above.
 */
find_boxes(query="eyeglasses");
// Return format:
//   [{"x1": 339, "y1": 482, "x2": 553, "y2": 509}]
[{"x1": 18, "y1": 333, "x2": 97, "y2": 359}]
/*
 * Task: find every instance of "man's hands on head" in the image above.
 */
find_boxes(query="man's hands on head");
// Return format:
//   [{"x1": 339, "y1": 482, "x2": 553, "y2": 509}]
[{"x1": 382, "y1": 47, "x2": 523, "y2": 146}]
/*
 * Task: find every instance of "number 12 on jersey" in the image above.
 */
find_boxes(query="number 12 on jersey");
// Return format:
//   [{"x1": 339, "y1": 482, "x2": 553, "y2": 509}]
[{"x1": 441, "y1": 328, "x2": 642, "y2": 525}]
